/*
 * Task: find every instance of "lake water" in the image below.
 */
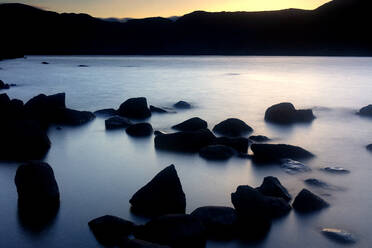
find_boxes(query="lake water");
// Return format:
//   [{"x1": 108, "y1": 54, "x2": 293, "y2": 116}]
[{"x1": 0, "y1": 56, "x2": 372, "y2": 248}]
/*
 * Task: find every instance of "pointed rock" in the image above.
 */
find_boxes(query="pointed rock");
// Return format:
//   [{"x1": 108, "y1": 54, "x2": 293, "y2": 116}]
[
  {"x1": 257, "y1": 176, "x2": 291, "y2": 201},
  {"x1": 293, "y1": 189, "x2": 329, "y2": 213}
]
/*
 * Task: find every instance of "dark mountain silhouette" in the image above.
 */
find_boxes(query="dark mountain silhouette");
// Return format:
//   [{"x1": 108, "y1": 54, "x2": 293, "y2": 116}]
[{"x1": 1, "y1": 0, "x2": 371, "y2": 56}]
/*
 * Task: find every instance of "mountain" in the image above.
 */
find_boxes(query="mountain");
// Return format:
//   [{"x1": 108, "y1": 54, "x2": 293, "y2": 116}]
[{"x1": 1, "y1": 0, "x2": 371, "y2": 56}]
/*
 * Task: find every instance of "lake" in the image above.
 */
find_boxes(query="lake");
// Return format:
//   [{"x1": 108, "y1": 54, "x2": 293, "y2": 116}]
[{"x1": 0, "y1": 56, "x2": 372, "y2": 247}]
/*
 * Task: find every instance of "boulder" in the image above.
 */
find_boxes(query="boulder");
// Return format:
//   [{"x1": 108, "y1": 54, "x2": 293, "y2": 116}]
[
  {"x1": 173, "y1": 101, "x2": 191, "y2": 109},
  {"x1": 280, "y1": 159, "x2": 311, "y2": 174},
  {"x1": 117, "y1": 97, "x2": 151, "y2": 119},
  {"x1": 119, "y1": 239, "x2": 170, "y2": 248},
  {"x1": 134, "y1": 214, "x2": 206, "y2": 248},
  {"x1": 358, "y1": 104, "x2": 372, "y2": 117},
  {"x1": 212, "y1": 136, "x2": 249, "y2": 153},
  {"x1": 366, "y1": 144, "x2": 372, "y2": 152},
  {"x1": 251, "y1": 144, "x2": 314, "y2": 161},
  {"x1": 53, "y1": 108, "x2": 95, "y2": 126},
  {"x1": 150, "y1": 105, "x2": 168, "y2": 113},
  {"x1": 199, "y1": 145, "x2": 235, "y2": 161},
  {"x1": 190, "y1": 206, "x2": 238, "y2": 240},
  {"x1": 256, "y1": 176, "x2": 291, "y2": 202},
  {"x1": 130, "y1": 165, "x2": 186, "y2": 217},
  {"x1": 172, "y1": 117, "x2": 207, "y2": 131},
  {"x1": 213, "y1": 118, "x2": 253, "y2": 137},
  {"x1": 126, "y1": 123, "x2": 153, "y2": 137},
  {"x1": 249, "y1": 135, "x2": 270, "y2": 142},
  {"x1": 264, "y1": 102, "x2": 315, "y2": 124},
  {"x1": 321, "y1": 167, "x2": 350, "y2": 174},
  {"x1": 321, "y1": 228, "x2": 356, "y2": 244},
  {"x1": 105, "y1": 116, "x2": 133, "y2": 130},
  {"x1": 155, "y1": 129, "x2": 216, "y2": 153},
  {"x1": 292, "y1": 189, "x2": 329, "y2": 213},
  {"x1": 88, "y1": 215, "x2": 135, "y2": 246},
  {"x1": 94, "y1": 108, "x2": 117, "y2": 117}
]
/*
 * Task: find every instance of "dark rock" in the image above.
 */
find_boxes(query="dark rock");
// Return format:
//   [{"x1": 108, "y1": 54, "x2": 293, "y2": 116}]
[
  {"x1": 134, "y1": 214, "x2": 206, "y2": 248},
  {"x1": 191, "y1": 206, "x2": 238, "y2": 240},
  {"x1": 358, "y1": 104, "x2": 372, "y2": 117},
  {"x1": 321, "y1": 228, "x2": 356, "y2": 244},
  {"x1": 126, "y1": 123, "x2": 153, "y2": 137},
  {"x1": 41, "y1": 61, "x2": 49, "y2": 64},
  {"x1": 292, "y1": 189, "x2": 329, "y2": 213},
  {"x1": 78, "y1": 64, "x2": 89, "y2": 67},
  {"x1": 154, "y1": 130, "x2": 165, "y2": 136},
  {"x1": 305, "y1": 178, "x2": 330, "y2": 189},
  {"x1": 155, "y1": 129, "x2": 216, "y2": 153},
  {"x1": 213, "y1": 118, "x2": 253, "y2": 137},
  {"x1": 173, "y1": 101, "x2": 191, "y2": 109},
  {"x1": 265, "y1": 102, "x2": 315, "y2": 124},
  {"x1": 0, "y1": 80, "x2": 10, "y2": 90},
  {"x1": 0, "y1": 93, "x2": 10, "y2": 106},
  {"x1": 53, "y1": 108, "x2": 95, "y2": 126},
  {"x1": 105, "y1": 116, "x2": 133, "y2": 130},
  {"x1": 257, "y1": 176, "x2": 291, "y2": 202},
  {"x1": 249, "y1": 135, "x2": 270, "y2": 142},
  {"x1": 251, "y1": 144, "x2": 314, "y2": 161},
  {"x1": 366, "y1": 144, "x2": 372, "y2": 152},
  {"x1": 280, "y1": 158, "x2": 311, "y2": 174},
  {"x1": 130, "y1": 165, "x2": 186, "y2": 217},
  {"x1": 120, "y1": 239, "x2": 170, "y2": 248},
  {"x1": 150, "y1": 105, "x2": 168, "y2": 113},
  {"x1": 94, "y1": 108, "x2": 117, "y2": 117},
  {"x1": 212, "y1": 136, "x2": 249, "y2": 153},
  {"x1": 172, "y1": 117, "x2": 207, "y2": 131},
  {"x1": 322, "y1": 167, "x2": 350, "y2": 174},
  {"x1": 118, "y1": 97, "x2": 151, "y2": 119},
  {"x1": 199, "y1": 145, "x2": 235, "y2": 161},
  {"x1": 88, "y1": 215, "x2": 135, "y2": 246}
]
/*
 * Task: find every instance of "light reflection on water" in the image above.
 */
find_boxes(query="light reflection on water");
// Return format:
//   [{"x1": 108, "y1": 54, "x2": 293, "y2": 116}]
[{"x1": 0, "y1": 56, "x2": 372, "y2": 247}]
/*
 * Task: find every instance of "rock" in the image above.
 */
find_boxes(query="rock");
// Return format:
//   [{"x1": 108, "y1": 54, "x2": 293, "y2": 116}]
[
  {"x1": 366, "y1": 144, "x2": 372, "y2": 152},
  {"x1": 213, "y1": 118, "x2": 253, "y2": 137},
  {"x1": 94, "y1": 108, "x2": 117, "y2": 117},
  {"x1": 105, "y1": 116, "x2": 133, "y2": 130},
  {"x1": 154, "y1": 130, "x2": 165, "y2": 136},
  {"x1": 150, "y1": 105, "x2": 168, "y2": 113},
  {"x1": 249, "y1": 135, "x2": 270, "y2": 142},
  {"x1": 292, "y1": 189, "x2": 329, "y2": 213},
  {"x1": 119, "y1": 239, "x2": 170, "y2": 248},
  {"x1": 41, "y1": 61, "x2": 49, "y2": 64},
  {"x1": 118, "y1": 97, "x2": 151, "y2": 119},
  {"x1": 304, "y1": 178, "x2": 342, "y2": 191},
  {"x1": 155, "y1": 129, "x2": 216, "y2": 153},
  {"x1": 88, "y1": 215, "x2": 135, "y2": 246},
  {"x1": 321, "y1": 228, "x2": 356, "y2": 244},
  {"x1": 280, "y1": 159, "x2": 311, "y2": 174},
  {"x1": 0, "y1": 79, "x2": 10, "y2": 90},
  {"x1": 190, "y1": 206, "x2": 238, "y2": 240},
  {"x1": 126, "y1": 123, "x2": 153, "y2": 137},
  {"x1": 130, "y1": 165, "x2": 186, "y2": 217},
  {"x1": 257, "y1": 176, "x2": 291, "y2": 202},
  {"x1": 212, "y1": 136, "x2": 249, "y2": 153},
  {"x1": 134, "y1": 214, "x2": 206, "y2": 248},
  {"x1": 251, "y1": 144, "x2": 314, "y2": 161},
  {"x1": 322, "y1": 167, "x2": 350, "y2": 174},
  {"x1": 265, "y1": 102, "x2": 315, "y2": 124},
  {"x1": 199, "y1": 145, "x2": 235, "y2": 161},
  {"x1": 172, "y1": 117, "x2": 207, "y2": 131},
  {"x1": 78, "y1": 64, "x2": 89, "y2": 67},
  {"x1": 358, "y1": 104, "x2": 372, "y2": 117},
  {"x1": 0, "y1": 93, "x2": 10, "y2": 107},
  {"x1": 173, "y1": 101, "x2": 191, "y2": 109},
  {"x1": 15, "y1": 162, "x2": 60, "y2": 217},
  {"x1": 53, "y1": 108, "x2": 95, "y2": 126}
]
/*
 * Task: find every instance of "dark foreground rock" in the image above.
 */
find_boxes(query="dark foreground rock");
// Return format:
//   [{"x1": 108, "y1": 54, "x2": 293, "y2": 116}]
[
  {"x1": 199, "y1": 145, "x2": 235, "y2": 161},
  {"x1": 249, "y1": 135, "x2": 270, "y2": 142},
  {"x1": 191, "y1": 206, "x2": 238, "y2": 240},
  {"x1": 134, "y1": 214, "x2": 206, "y2": 248},
  {"x1": 130, "y1": 165, "x2": 186, "y2": 217},
  {"x1": 172, "y1": 117, "x2": 207, "y2": 131},
  {"x1": 358, "y1": 105, "x2": 372, "y2": 117},
  {"x1": 126, "y1": 123, "x2": 153, "y2": 137},
  {"x1": 155, "y1": 129, "x2": 215, "y2": 153},
  {"x1": 213, "y1": 118, "x2": 253, "y2": 137},
  {"x1": 105, "y1": 116, "x2": 133, "y2": 130},
  {"x1": 265, "y1": 102, "x2": 315, "y2": 124},
  {"x1": 94, "y1": 108, "x2": 117, "y2": 117},
  {"x1": 251, "y1": 144, "x2": 314, "y2": 161},
  {"x1": 257, "y1": 176, "x2": 291, "y2": 202},
  {"x1": 150, "y1": 105, "x2": 168, "y2": 113},
  {"x1": 120, "y1": 239, "x2": 170, "y2": 248},
  {"x1": 154, "y1": 130, "x2": 166, "y2": 136},
  {"x1": 88, "y1": 215, "x2": 134, "y2": 246},
  {"x1": 212, "y1": 137, "x2": 249, "y2": 153},
  {"x1": 321, "y1": 228, "x2": 356, "y2": 244},
  {"x1": 173, "y1": 101, "x2": 191, "y2": 109},
  {"x1": 118, "y1": 97, "x2": 151, "y2": 119},
  {"x1": 292, "y1": 189, "x2": 329, "y2": 213}
]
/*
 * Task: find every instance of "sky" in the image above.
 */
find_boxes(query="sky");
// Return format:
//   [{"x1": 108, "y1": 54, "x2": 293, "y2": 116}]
[{"x1": 1, "y1": 0, "x2": 331, "y2": 18}]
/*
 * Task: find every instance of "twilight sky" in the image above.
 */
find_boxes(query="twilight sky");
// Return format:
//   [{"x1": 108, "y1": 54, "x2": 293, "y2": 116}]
[{"x1": 2, "y1": 0, "x2": 331, "y2": 18}]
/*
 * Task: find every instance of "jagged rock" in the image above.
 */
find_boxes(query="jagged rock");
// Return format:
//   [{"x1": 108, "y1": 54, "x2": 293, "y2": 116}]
[
  {"x1": 173, "y1": 101, "x2": 191, "y2": 109},
  {"x1": 321, "y1": 228, "x2": 356, "y2": 244},
  {"x1": 257, "y1": 176, "x2": 291, "y2": 201},
  {"x1": 199, "y1": 145, "x2": 235, "y2": 161},
  {"x1": 213, "y1": 118, "x2": 253, "y2": 137},
  {"x1": 358, "y1": 104, "x2": 372, "y2": 117},
  {"x1": 150, "y1": 105, "x2": 168, "y2": 113},
  {"x1": 130, "y1": 165, "x2": 186, "y2": 217},
  {"x1": 118, "y1": 97, "x2": 151, "y2": 119},
  {"x1": 292, "y1": 189, "x2": 329, "y2": 213},
  {"x1": 94, "y1": 108, "x2": 117, "y2": 117},
  {"x1": 249, "y1": 135, "x2": 270, "y2": 142},
  {"x1": 212, "y1": 137, "x2": 249, "y2": 153},
  {"x1": 172, "y1": 117, "x2": 207, "y2": 131},
  {"x1": 126, "y1": 123, "x2": 153, "y2": 137},
  {"x1": 251, "y1": 144, "x2": 314, "y2": 161},
  {"x1": 265, "y1": 102, "x2": 315, "y2": 124},
  {"x1": 105, "y1": 116, "x2": 133, "y2": 130}
]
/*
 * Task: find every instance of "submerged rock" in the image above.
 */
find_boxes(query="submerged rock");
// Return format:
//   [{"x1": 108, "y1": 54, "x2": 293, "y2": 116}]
[
  {"x1": 213, "y1": 118, "x2": 253, "y2": 137},
  {"x1": 251, "y1": 144, "x2": 314, "y2": 161},
  {"x1": 191, "y1": 206, "x2": 238, "y2": 240},
  {"x1": 105, "y1": 116, "x2": 133, "y2": 130},
  {"x1": 304, "y1": 178, "x2": 342, "y2": 191},
  {"x1": 41, "y1": 61, "x2": 49, "y2": 64},
  {"x1": 150, "y1": 105, "x2": 168, "y2": 113},
  {"x1": 264, "y1": 102, "x2": 315, "y2": 124},
  {"x1": 249, "y1": 135, "x2": 270, "y2": 142},
  {"x1": 257, "y1": 176, "x2": 291, "y2": 202},
  {"x1": 173, "y1": 101, "x2": 191, "y2": 109},
  {"x1": 118, "y1": 97, "x2": 151, "y2": 119},
  {"x1": 88, "y1": 215, "x2": 135, "y2": 246},
  {"x1": 155, "y1": 129, "x2": 215, "y2": 153},
  {"x1": 292, "y1": 189, "x2": 329, "y2": 213},
  {"x1": 134, "y1": 214, "x2": 206, "y2": 248},
  {"x1": 199, "y1": 145, "x2": 235, "y2": 161},
  {"x1": 322, "y1": 167, "x2": 350, "y2": 174},
  {"x1": 321, "y1": 228, "x2": 356, "y2": 244},
  {"x1": 94, "y1": 108, "x2": 117, "y2": 117},
  {"x1": 366, "y1": 144, "x2": 372, "y2": 152},
  {"x1": 212, "y1": 136, "x2": 249, "y2": 153},
  {"x1": 280, "y1": 159, "x2": 311, "y2": 174},
  {"x1": 358, "y1": 104, "x2": 372, "y2": 117},
  {"x1": 172, "y1": 117, "x2": 207, "y2": 131},
  {"x1": 126, "y1": 123, "x2": 153, "y2": 137},
  {"x1": 130, "y1": 165, "x2": 186, "y2": 217}
]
